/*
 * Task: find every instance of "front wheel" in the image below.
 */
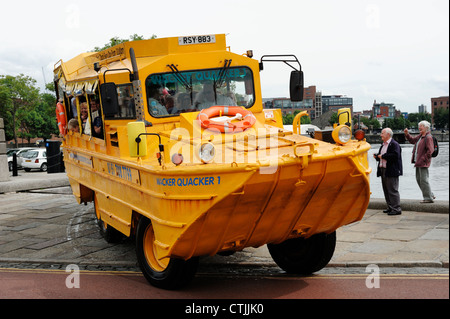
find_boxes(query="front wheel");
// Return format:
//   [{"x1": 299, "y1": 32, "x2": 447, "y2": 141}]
[
  {"x1": 267, "y1": 231, "x2": 336, "y2": 275},
  {"x1": 136, "y1": 217, "x2": 198, "y2": 290}
]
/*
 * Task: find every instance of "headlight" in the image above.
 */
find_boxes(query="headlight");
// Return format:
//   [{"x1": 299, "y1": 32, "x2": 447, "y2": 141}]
[
  {"x1": 198, "y1": 142, "x2": 215, "y2": 163},
  {"x1": 332, "y1": 125, "x2": 351, "y2": 145}
]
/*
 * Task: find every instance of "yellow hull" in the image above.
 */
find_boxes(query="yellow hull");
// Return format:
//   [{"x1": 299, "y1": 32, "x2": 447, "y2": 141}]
[{"x1": 64, "y1": 134, "x2": 371, "y2": 261}]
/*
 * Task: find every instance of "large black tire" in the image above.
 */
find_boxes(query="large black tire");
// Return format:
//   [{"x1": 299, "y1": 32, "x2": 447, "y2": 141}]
[
  {"x1": 93, "y1": 193, "x2": 123, "y2": 243},
  {"x1": 267, "y1": 231, "x2": 336, "y2": 275},
  {"x1": 136, "y1": 216, "x2": 198, "y2": 290}
]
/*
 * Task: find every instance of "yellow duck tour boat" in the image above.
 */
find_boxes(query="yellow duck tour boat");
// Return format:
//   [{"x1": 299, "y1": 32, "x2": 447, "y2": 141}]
[{"x1": 53, "y1": 34, "x2": 372, "y2": 289}]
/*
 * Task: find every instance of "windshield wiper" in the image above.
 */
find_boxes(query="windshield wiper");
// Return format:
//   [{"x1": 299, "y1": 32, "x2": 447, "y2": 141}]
[
  {"x1": 214, "y1": 59, "x2": 232, "y2": 90},
  {"x1": 167, "y1": 64, "x2": 192, "y2": 92}
]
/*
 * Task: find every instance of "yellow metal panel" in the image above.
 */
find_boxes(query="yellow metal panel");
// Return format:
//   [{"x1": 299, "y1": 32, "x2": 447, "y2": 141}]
[
  {"x1": 95, "y1": 192, "x2": 132, "y2": 236},
  {"x1": 127, "y1": 122, "x2": 147, "y2": 157}
]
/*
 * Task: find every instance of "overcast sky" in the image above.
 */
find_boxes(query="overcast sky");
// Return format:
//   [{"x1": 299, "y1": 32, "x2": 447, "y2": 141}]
[{"x1": 1, "y1": 0, "x2": 448, "y2": 113}]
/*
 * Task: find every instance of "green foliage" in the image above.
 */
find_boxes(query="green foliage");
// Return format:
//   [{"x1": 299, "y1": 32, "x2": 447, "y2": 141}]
[
  {"x1": 282, "y1": 110, "x2": 311, "y2": 125},
  {"x1": 355, "y1": 116, "x2": 381, "y2": 129},
  {"x1": 93, "y1": 34, "x2": 157, "y2": 52},
  {"x1": 382, "y1": 116, "x2": 410, "y2": 130},
  {"x1": 400, "y1": 112, "x2": 431, "y2": 129},
  {"x1": 329, "y1": 113, "x2": 338, "y2": 126},
  {"x1": 433, "y1": 108, "x2": 449, "y2": 129},
  {"x1": 407, "y1": 112, "x2": 431, "y2": 126},
  {"x1": 0, "y1": 74, "x2": 57, "y2": 146}
]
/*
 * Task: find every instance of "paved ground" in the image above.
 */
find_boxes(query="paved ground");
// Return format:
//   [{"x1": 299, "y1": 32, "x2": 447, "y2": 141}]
[{"x1": 0, "y1": 172, "x2": 448, "y2": 273}]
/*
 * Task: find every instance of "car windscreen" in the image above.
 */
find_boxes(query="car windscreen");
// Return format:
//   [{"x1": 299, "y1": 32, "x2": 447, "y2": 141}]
[
  {"x1": 145, "y1": 66, "x2": 255, "y2": 118},
  {"x1": 23, "y1": 151, "x2": 39, "y2": 158}
]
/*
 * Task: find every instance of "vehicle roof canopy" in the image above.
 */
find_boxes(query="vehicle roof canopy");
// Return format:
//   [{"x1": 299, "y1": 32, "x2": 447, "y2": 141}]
[{"x1": 54, "y1": 34, "x2": 228, "y2": 85}]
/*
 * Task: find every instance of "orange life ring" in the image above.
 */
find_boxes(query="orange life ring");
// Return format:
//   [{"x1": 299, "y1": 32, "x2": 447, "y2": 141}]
[
  {"x1": 197, "y1": 106, "x2": 256, "y2": 133},
  {"x1": 56, "y1": 102, "x2": 67, "y2": 136}
]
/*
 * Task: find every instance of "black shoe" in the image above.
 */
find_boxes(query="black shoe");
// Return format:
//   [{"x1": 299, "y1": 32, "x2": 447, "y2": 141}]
[
  {"x1": 383, "y1": 209, "x2": 391, "y2": 214},
  {"x1": 388, "y1": 210, "x2": 401, "y2": 216}
]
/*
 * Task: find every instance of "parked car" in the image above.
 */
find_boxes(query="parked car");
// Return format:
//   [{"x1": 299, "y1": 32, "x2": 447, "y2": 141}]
[
  {"x1": 20, "y1": 149, "x2": 47, "y2": 172},
  {"x1": 7, "y1": 147, "x2": 37, "y2": 171}
]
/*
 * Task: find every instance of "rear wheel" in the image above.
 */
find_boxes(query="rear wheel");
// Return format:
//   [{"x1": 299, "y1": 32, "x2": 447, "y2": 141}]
[
  {"x1": 267, "y1": 231, "x2": 336, "y2": 275},
  {"x1": 136, "y1": 216, "x2": 198, "y2": 290},
  {"x1": 93, "y1": 193, "x2": 123, "y2": 243}
]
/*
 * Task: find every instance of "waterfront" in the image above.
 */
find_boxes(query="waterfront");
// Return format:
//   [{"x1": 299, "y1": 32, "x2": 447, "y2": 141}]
[{"x1": 369, "y1": 142, "x2": 449, "y2": 200}]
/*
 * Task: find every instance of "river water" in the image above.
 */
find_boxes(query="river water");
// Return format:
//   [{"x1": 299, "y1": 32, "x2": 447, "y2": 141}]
[{"x1": 368, "y1": 142, "x2": 449, "y2": 200}]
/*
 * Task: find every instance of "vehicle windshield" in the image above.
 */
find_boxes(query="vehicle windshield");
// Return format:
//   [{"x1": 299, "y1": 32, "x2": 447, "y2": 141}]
[
  {"x1": 145, "y1": 66, "x2": 255, "y2": 117},
  {"x1": 23, "y1": 151, "x2": 39, "y2": 158},
  {"x1": 17, "y1": 149, "x2": 34, "y2": 156},
  {"x1": 6, "y1": 149, "x2": 18, "y2": 156}
]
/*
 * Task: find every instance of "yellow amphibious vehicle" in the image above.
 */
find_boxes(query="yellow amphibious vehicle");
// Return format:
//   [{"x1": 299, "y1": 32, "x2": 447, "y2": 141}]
[{"x1": 54, "y1": 34, "x2": 371, "y2": 289}]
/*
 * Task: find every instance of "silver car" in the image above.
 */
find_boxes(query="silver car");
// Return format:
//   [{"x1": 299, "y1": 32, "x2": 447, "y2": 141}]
[
  {"x1": 21, "y1": 149, "x2": 48, "y2": 172},
  {"x1": 7, "y1": 147, "x2": 37, "y2": 171}
]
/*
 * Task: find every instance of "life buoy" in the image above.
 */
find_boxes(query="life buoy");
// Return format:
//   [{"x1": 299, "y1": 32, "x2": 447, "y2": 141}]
[
  {"x1": 56, "y1": 102, "x2": 67, "y2": 136},
  {"x1": 197, "y1": 106, "x2": 256, "y2": 133}
]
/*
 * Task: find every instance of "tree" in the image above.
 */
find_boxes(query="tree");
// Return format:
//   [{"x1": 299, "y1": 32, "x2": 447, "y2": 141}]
[
  {"x1": 20, "y1": 92, "x2": 58, "y2": 142},
  {"x1": 382, "y1": 116, "x2": 409, "y2": 130},
  {"x1": 407, "y1": 112, "x2": 431, "y2": 129},
  {"x1": 433, "y1": 108, "x2": 449, "y2": 129},
  {"x1": 328, "y1": 112, "x2": 339, "y2": 126},
  {"x1": 354, "y1": 116, "x2": 381, "y2": 130},
  {"x1": 282, "y1": 110, "x2": 311, "y2": 125},
  {"x1": 93, "y1": 34, "x2": 157, "y2": 52},
  {"x1": 0, "y1": 74, "x2": 40, "y2": 147}
]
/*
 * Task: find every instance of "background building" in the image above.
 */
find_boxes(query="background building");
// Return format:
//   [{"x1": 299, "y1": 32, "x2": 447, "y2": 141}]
[
  {"x1": 321, "y1": 95, "x2": 353, "y2": 114},
  {"x1": 263, "y1": 85, "x2": 352, "y2": 119},
  {"x1": 418, "y1": 104, "x2": 427, "y2": 113},
  {"x1": 431, "y1": 96, "x2": 449, "y2": 125},
  {"x1": 372, "y1": 101, "x2": 396, "y2": 118}
]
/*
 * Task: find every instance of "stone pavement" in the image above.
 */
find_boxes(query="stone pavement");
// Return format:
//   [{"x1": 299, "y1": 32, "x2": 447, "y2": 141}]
[{"x1": 0, "y1": 171, "x2": 448, "y2": 272}]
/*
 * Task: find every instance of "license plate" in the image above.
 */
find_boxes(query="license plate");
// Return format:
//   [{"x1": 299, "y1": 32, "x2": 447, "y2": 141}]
[
  {"x1": 25, "y1": 160, "x2": 31, "y2": 162},
  {"x1": 178, "y1": 35, "x2": 216, "y2": 46}
]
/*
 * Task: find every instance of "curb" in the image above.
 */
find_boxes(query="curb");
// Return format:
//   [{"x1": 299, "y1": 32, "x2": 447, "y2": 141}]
[
  {"x1": 198, "y1": 260, "x2": 449, "y2": 269},
  {"x1": 368, "y1": 198, "x2": 449, "y2": 214},
  {"x1": 0, "y1": 173, "x2": 69, "y2": 194},
  {"x1": 1, "y1": 258, "x2": 447, "y2": 269}
]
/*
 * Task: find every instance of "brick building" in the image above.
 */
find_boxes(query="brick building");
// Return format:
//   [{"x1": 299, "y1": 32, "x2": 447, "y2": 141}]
[{"x1": 431, "y1": 96, "x2": 449, "y2": 125}]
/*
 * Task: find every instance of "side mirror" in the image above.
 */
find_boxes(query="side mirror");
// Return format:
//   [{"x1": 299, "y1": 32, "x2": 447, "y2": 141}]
[
  {"x1": 100, "y1": 82, "x2": 119, "y2": 117},
  {"x1": 289, "y1": 70, "x2": 304, "y2": 102},
  {"x1": 127, "y1": 122, "x2": 148, "y2": 157}
]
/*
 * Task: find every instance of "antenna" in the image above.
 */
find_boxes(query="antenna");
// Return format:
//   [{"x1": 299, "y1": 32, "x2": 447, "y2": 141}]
[{"x1": 42, "y1": 67, "x2": 48, "y2": 92}]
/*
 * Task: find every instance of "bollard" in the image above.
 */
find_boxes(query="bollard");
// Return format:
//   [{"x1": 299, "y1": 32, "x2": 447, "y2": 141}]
[{"x1": 12, "y1": 153, "x2": 18, "y2": 177}]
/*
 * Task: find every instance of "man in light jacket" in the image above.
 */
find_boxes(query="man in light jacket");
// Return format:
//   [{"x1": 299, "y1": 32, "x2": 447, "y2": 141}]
[
  {"x1": 375, "y1": 128, "x2": 403, "y2": 215},
  {"x1": 404, "y1": 120, "x2": 435, "y2": 203}
]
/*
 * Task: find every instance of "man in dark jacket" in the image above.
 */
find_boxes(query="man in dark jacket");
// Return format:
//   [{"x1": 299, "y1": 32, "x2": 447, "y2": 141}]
[
  {"x1": 404, "y1": 120, "x2": 435, "y2": 203},
  {"x1": 374, "y1": 128, "x2": 403, "y2": 215}
]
